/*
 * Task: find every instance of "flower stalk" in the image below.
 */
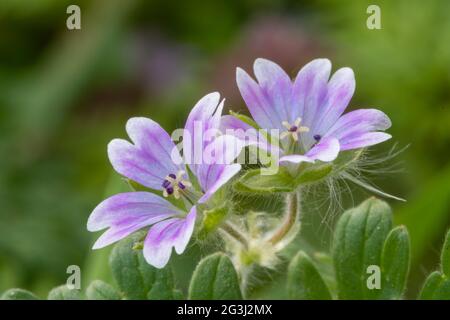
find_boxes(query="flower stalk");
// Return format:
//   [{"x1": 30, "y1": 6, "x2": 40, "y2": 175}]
[
  {"x1": 220, "y1": 222, "x2": 249, "y2": 250},
  {"x1": 269, "y1": 192, "x2": 299, "y2": 245}
]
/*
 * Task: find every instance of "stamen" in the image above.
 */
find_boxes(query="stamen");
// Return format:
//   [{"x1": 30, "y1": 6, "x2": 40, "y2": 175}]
[
  {"x1": 314, "y1": 134, "x2": 321, "y2": 142},
  {"x1": 162, "y1": 170, "x2": 191, "y2": 199},
  {"x1": 281, "y1": 118, "x2": 309, "y2": 142}
]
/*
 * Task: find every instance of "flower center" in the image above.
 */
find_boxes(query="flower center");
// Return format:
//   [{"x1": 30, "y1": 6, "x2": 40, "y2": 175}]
[
  {"x1": 281, "y1": 118, "x2": 309, "y2": 141},
  {"x1": 162, "y1": 170, "x2": 192, "y2": 199}
]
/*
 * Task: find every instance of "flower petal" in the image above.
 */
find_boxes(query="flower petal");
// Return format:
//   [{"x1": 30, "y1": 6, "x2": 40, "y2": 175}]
[
  {"x1": 279, "y1": 154, "x2": 314, "y2": 164},
  {"x1": 338, "y1": 132, "x2": 392, "y2": 151},
  {"x1": 312, "y1": 67, "x2": 355, "y2": 135},
  {"x1": 88, "y1": 192, "x2": 181, "y2": 249},
  {"x1": 108, "y1": 117, "x2": 183, "y2": 190},
  {"x1": 220, "y1": 115, "x2": 277, "y2": 153},
  {"x1": 143, "y1": 206, "x2": 196, "y2": 268},
  {"x1": 324, "y1": 108, "x2": 391, "y2": 150},
  {"x1": 236, "y1": 67, "x2": 284, "y2": 130},
  {"x1": 198, "y1": 163, "x2": 241, "y2": 203},
  {"x1": 183, "y1": 92, "x2": 223, "y2": 173},
  {"x1": 305, "y1": 137, "x2": 340, "y2": 162},
  {"x1": 253, "y1": 58, "x2": 292, "y2": 124},
  {"x1": 292, "y1": 58, "x2": 331, "y2": 129},
  {"x1": 196, "y1": 135, "x2": 244, "y2": 202}
]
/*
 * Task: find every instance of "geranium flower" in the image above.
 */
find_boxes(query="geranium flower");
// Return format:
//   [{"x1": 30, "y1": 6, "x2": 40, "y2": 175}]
[
  {"x1": 87, "y1": 93, "x2": 243, "y2": 268},
  {"x1": 223, "y1": 58, "x2": 392, "y2": 164}
]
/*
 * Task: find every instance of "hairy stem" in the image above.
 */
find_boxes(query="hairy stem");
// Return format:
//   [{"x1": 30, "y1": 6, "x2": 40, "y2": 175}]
[
  {"x1": 220, "y1": 222, "x2": 249, "y2": 249},
  {"x1": 269, "y1": 192, "x2": 299, "y2": 244}
]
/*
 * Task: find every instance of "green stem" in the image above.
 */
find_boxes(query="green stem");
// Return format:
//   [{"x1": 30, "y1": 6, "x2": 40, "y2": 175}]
[
  {"x1": 269, "y1": 192, "x2": 299, "y2": 244},
  {"x1": 220, "y1": 222, "x2": 249, "y2": 249}
]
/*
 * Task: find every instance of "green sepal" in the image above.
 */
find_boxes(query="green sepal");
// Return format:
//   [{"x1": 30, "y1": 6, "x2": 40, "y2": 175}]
[
  {"x1": 198, "y1": 205, "x2": 229, "y2": 239},
  {"x1": 229, "y1": 110, "x2": 260, "y2": 129}
]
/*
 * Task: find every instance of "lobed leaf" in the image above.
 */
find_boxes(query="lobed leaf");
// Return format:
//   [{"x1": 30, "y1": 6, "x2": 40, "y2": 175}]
[
  {"x1": 379, "y1": 226, "x2": 410, "y2": 299},
  {"x1": 86, "y1": 280, "x2": 121, "y2": 300},
  {"x1": 189, "y1": 253, "x2": 242, "y2": 300},
  {"x1": 333, "y1": 197, "x2": 392, "y2": 299},
  {"x1": 1, "y1": 288, "x2": 39, "y2": 300},
  {"x1": 287, "y1": 251, "x2": 332, "y2": 300},
  {"x1": 48, "y1": 285, "x2": 82, "y2": 300}
]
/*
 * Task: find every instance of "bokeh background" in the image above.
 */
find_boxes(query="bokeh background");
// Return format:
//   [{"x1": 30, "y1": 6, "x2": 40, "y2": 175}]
[{"x1": 0, "y1": 0, "x2": 449, "y2": 298}]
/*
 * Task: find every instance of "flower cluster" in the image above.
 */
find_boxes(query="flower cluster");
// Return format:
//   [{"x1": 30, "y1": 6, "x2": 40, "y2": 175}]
[{"x1": 88, "y1": 58, "x2": 392, "y2": 268}]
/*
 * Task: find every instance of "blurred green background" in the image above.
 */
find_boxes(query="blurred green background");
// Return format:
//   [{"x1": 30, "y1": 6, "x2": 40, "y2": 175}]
[{"x1": 0, "y1": 0, "x2": 449, "y2": 298}]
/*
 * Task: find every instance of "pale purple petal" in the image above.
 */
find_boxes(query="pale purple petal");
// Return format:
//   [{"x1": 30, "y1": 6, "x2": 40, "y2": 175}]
[
  {"x1": 338, "y1": 132, "x2": 392, "y2": 151},
  {"x1": 198, "y1": 163, "x2": 241, "y2": 203},
  {"x1": 143, "y1": 206, "x2": 196, "y2": 268},
  {"x1": 183, "y1": 92, "x2": 223, "y2": 173},
  {"x1": 108, "y1": 117, "x2": 183, "y2": 190},
  {"x1": 236, "y1": 67, "x2": 284, "y2": 130},
  {"x1": 195, "y1": 135, "x2": 243, "y2": 202},
  {"x1": 88, "y1": 192, "x2": 181, "y2": 249},
  {"x1": 324, "y1": 108, "x2": 391, "y2": 146},
  {"x1": 220, "y1": 115, "x2": 276, "y2": 153},
  {"x1": 279, "y1": 154, "x2": 314, "y2": 164},
  {"x1": 253, "y1": 58, "x2": 292, "y2": 124},
  {"x1": 311, "y1": 67, "x2": 355, "y2": 135},
  {"x1": 305, "y1": 137, "x2": 340, "y2": 162},
  {"x1": 292, "y1": 59, "x2": 331, "y2": 129}
]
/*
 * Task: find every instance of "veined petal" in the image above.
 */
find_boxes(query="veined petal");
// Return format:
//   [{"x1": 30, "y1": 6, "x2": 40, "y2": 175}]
[
  {"x1": 292, "y1": 59, "x2": 331, "y2": 129},
  {"x1": 88, "y1": 192, "x2": 181, "y2": 249},
  {"x1": 253, "y1": 58, "x2": 292, "y2": 124},
  {"x1": 220, "y1": 115, "x2": 275, "y2": 153},
  {"x1": 236, "y1": 67, "x2": 283, "y2": 130},
  {"x1": 312, "y1": 67, "x2": 355, "y2": 135},
  {"x1": 108, "y1": 117, "x2": 183, "y2": 190},
  {"x1": 183, "y1": 92, "x2": 223, "y2": 173},
  {"x1": 325, "y1": 108, "x2": 391, "y2": 143},
  {"x1": 338, "y1": 132, "x2": 392, "y2": 151},
  {"x1": 198, "y1": 163, "x2": 241, "y2": 203},
  {"x1": 143, "y1": 206, "x2": 196, "y2": 269},
  {"x1": 305, "y1": 137, "x2": 340, "y2": 162},
  {"x1": 196, "y1": 135, "x2": 244, "y2": 202}
]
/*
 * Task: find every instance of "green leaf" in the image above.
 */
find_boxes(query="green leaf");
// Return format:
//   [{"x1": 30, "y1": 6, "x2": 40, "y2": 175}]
[
  {"x1": 109, "y1": 231, "x2": 178, "y2": 300},
  {"x1": 333, "y1": 197, "x2": 392, "y2": 299},
  {"x1": 147, "y1": 269, "x2": 182, "y2": 300},
  {"x1": 419, "y1": 272, "x2": 450, "y2": 300},
  {"x1": 1, "y1": 288, "x2": 39, "y2": 300},
  {"x1": 441, "y1": 229, "x2": 450, "y2": 276},
  {"x1": 189, "y1": 253, "x2": 242, "y2": 300},
  {"x1": 48, "y1": 285, "x2": 82, "y2": 300},
  {"x1": 234, "y1": 168, "x2": 295, "y2": 193},
  {"x1": 86, "y1": 280, "x2": 121, "y2": 300},
  {"x1": 198, "y1": 205, "x2": 229, "y2": 239},
  {"x1": 379, "y1": 226, "x2": 410, "y2": 299},
  {"x1": 287, "y1": 251, "x2": 332, "y2": 300},
  {"x1": 419, "y1": 229, "x2": 450, "y2": 300}
]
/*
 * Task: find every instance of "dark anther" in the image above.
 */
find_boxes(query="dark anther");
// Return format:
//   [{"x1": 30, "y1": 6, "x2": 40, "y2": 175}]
[
  {"x1": 166, "y1": 187, "x2": 174, "y2": 195},
  {"x1": 313, "y1": 134, "x2": 321, "y2": 141}
]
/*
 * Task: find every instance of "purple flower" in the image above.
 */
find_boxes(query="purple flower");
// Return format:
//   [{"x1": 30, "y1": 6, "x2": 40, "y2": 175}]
[
  {"x1": 88, "y1": 93, "x2": 243, "y2": 268},
  {"x1": 224, "y1": 58, "x2": 391, "y2": 164}
]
